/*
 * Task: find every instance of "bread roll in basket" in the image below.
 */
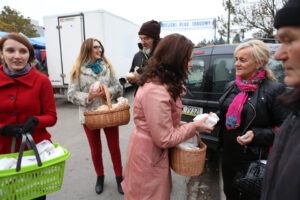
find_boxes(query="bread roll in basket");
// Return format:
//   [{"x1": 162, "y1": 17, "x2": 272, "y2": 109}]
[{"x1": 84, "y1": 85, "x2": 130, "y2": 130}]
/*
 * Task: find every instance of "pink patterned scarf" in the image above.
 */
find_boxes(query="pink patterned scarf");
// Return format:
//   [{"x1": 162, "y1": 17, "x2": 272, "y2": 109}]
[{"x1": 225, "y1": 70, "x2": 266, "y2": 130}]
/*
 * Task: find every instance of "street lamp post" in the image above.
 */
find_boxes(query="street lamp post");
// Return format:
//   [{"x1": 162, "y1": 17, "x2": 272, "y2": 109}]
[{"x1": 227, "y1": 0, "x2": 231, "y2": 44}]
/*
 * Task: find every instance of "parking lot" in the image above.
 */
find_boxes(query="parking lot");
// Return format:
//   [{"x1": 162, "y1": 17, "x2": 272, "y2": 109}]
[{"x1": 46, "y1": 87, "x2": 221, "y2": 200}]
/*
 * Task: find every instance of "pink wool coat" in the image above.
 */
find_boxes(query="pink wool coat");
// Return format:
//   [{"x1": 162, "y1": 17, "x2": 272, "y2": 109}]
[{"x1": 122, "y1": 81, "x2": 197, "y2": 200}]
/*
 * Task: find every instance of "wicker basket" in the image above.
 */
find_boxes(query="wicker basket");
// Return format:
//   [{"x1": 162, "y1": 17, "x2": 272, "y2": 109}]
[
  {"x1": 84, "y1": 85, "x2": 130, "y2": 130},
  {"x1": 170, "y1": 134, "x2": 207, "y2": 176}
]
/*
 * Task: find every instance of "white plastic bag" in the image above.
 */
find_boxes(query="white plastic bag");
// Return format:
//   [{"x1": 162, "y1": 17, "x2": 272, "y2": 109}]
[
  {"x1": 178, "y1": 135, "x2": 200, "y2": 150},
  {"x1": 36, "y1": 140, "x2": 55, "y2": 155},
  {"x1": 0, "y1": 157, "x2": 17, "y2": 170},
  {"x1": 40, "y1": 146, "x2": 65, "y2": 162},
  {"x1": 193, "y1": 113, "x2": 219, "y2": 127}
]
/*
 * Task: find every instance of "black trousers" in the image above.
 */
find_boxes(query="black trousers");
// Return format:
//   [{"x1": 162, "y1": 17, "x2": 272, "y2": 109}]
[
  {"x1": 222, "y1": 160, "x2": 259, "y2": 200},
  {"x1": 33, "y1": 195, "x2": 46, "y2": 200}
]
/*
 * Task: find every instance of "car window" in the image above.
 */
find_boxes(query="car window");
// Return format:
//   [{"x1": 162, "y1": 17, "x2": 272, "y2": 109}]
[
  {"x1": 268, "y1": 58, "x2": 284, "y2": 83},
  {"x1": 185, "y1": 56, "x2": 206, "y2": 91},
  {"x1": 212, "y1": 56, "x2": 235, "y2": 93}
]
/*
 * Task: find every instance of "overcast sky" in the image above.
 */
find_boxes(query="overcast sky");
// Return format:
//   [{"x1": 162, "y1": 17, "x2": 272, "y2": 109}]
[{"x1": 1, "y1": 0, "x2": 226, "y2": 43}]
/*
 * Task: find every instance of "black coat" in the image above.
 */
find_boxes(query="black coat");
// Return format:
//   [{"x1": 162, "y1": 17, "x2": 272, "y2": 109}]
[
  {"x1": 218, "y1": 79, "x2": 289, "y2": 163},
  {"x1": 129, "y1": 40, "x2": 160, "y2": 95},
  {"x1": 261, "y1": 89, "x2": 300, "y2": 200},
  {"x1": 129, "y1": 40, "x2": 160, "y2": 74}
]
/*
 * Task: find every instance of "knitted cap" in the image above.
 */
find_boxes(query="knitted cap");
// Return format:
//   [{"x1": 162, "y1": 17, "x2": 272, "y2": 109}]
[
  {"x1": 138, "y1": 20, "x2": 161, "y2": 40},
  {"x1": 274, "y1": 0, "x2": 300, "y2": 29}
]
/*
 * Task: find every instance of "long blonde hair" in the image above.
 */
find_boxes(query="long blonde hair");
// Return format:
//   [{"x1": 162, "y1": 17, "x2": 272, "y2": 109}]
[
  {"x1": 234, "y1": 40, "x2": 277, "y2": 81},
  {"x1": 70, "y1": 38, "x2": 115, "y2": 82}
]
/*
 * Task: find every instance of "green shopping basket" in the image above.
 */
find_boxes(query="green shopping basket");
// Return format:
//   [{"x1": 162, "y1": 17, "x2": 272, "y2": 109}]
[{"x1": 0, "y1": 133, "x2": 70, "y2": 200}]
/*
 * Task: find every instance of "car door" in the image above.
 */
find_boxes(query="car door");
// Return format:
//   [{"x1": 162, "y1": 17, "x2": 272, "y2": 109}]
[
  {"x1": 210, "y1": 55, "x2": 236, "y2": 101},
  {"x1": 182, "y1": 55, "x2": 210, "y2": 121}
]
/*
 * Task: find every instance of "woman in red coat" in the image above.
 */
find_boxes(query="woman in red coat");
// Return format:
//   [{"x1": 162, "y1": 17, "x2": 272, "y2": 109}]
[{"x1": 0, "y1": 33, "x2": 57, "y2": 200}]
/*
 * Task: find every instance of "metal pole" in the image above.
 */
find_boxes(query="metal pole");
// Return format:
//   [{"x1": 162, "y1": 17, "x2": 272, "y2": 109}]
[
  {"x1": 214, "y1": 18, "x2": 217, "y2": 44},
  {"x1": 227, "y1": 0, "x2": 231, "y2": 44}
]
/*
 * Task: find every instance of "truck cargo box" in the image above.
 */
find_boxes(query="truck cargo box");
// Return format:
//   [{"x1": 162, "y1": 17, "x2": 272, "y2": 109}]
[{"x1": 44, "y1": 10, "x2": 139, "y2": 97}]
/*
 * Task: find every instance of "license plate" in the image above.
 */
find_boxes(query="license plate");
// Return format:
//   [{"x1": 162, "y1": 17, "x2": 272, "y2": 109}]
[{"x1": 182, "y1": 105, "x2": 203, "y2": 116}]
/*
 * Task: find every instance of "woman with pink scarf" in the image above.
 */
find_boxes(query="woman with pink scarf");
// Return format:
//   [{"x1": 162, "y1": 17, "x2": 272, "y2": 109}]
[{"x1": 217, "y1": 40, "x2": 289, "y2": 200}]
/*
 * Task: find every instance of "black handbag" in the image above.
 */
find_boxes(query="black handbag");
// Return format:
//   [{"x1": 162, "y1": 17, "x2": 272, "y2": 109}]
[{"x1": 232, "y1": 149, "x2": 266, "y2": 197}]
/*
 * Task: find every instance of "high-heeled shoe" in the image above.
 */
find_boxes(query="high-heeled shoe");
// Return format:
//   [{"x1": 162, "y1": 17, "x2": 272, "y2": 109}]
[
  {"x1": 95, "y1": 175, "x2": 104, "y2": 194},
  {"x1": 116, "y1": 176, "x2": 124, "y2": 195}
]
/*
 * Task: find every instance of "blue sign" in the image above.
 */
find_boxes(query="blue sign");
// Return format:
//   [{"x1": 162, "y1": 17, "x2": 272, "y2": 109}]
[{"x1": 160, "y1": 18, "x2": 215, "y2": 31}]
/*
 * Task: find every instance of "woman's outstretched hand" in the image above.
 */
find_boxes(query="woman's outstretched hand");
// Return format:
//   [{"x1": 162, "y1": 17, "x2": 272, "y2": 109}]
[
  {"x1": 193, "y1": 116, "x2": 214, "y2": 134},
  {"x1": 236, "y1": 130, "x2": 254, "y2": 145}
]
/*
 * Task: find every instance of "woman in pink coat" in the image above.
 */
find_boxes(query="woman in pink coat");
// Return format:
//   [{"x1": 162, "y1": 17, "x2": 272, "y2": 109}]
[{"x1": 122, "y1": 33, "x2": 214, "y2": 200}]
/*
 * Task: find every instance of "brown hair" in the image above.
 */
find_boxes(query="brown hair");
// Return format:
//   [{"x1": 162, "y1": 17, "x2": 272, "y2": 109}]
[
  {"x1": 0, "y1": 32, "x2": 35, "y2": 63},
  {"x1": 139, "y1": 33, "x2": 194, "y2": 100},
  {"x1": 70, "y1": 38, "x2": 115, "y2": 82}
]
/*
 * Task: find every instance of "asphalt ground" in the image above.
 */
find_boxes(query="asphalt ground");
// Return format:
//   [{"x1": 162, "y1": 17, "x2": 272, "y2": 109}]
[{"x1": 46, "y1": 87, "x2": 222, "y2": 200}]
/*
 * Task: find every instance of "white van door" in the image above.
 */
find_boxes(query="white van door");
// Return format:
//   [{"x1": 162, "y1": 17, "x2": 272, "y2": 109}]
[{"x1": 58, "y1": 14, "x2": 85, "y2": 85}]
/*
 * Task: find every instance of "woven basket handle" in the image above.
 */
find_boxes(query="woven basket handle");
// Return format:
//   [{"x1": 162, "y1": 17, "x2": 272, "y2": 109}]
[{"x1": 101, "y1": 85, "x2": 112, "y2": 109}]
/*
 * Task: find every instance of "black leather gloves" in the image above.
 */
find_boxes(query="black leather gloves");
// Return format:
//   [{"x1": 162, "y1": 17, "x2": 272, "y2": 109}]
[
  {"x1": 0, "y1": 124, "x2": 23, "y2": 137},
  {"x1": 0, "y1": 116, "x2": 38, "y2": 137},
  {"x1": 23, "y1": 116, "x2": 39, "y2": 134}
]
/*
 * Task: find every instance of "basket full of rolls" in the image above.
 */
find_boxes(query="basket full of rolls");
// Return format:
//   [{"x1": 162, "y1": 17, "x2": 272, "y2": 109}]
[{"x1": 84, "y1": 85, "x2": 130, "y2": 130}]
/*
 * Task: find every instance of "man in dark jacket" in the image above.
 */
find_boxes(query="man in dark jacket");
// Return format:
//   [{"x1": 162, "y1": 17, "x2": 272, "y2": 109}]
[
  {"x1": 126, "y1": 20, "x2": 161, "y2": 85},
  {"x1": 261, "y1": 0, "x2": 300, "y2": 199}
]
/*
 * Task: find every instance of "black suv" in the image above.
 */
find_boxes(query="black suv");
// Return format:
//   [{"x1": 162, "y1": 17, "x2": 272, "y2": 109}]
[{"x1": 181, "y1": 43, "x2": 284, "y2": 151}]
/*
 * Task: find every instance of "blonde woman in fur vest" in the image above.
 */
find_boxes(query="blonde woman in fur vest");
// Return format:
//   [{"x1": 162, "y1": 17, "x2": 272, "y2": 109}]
[{"x1": 67, "y1": 38, "x2": 124, "y2": 195}]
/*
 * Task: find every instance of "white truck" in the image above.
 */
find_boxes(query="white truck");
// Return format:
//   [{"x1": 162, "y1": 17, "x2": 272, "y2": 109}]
[{"x1": 43, "y1": 10, "x2": 139, "y2": 97}]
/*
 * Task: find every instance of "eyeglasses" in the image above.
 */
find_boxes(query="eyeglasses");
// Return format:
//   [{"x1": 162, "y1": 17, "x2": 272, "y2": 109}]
[{"x1": 93, "y1": 45, "x2": 102, "y2": 50}]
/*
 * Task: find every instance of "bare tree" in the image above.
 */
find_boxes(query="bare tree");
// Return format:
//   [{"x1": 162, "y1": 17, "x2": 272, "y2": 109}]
[
  {"x1": 217, "y1": 0, "x2": 236, "y2": 43},
  {"x1": 218, "y1": 0, "x2": 287, "y2": 40}
]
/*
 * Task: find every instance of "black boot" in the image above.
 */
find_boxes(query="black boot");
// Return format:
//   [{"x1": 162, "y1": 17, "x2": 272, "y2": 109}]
[
  {"x1": 116, "y1": 176, "x2": 124, "y2": 195},
  {"x1": 95, "y1": 175, "x2": 104, "y2": 194}
]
